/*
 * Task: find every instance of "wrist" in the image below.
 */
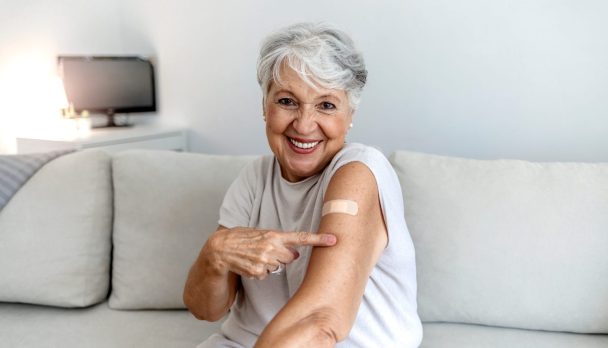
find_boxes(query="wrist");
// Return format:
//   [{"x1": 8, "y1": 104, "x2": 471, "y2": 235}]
[{"x1": 201, "y1": 231, "x2": 230, "y2": 276}]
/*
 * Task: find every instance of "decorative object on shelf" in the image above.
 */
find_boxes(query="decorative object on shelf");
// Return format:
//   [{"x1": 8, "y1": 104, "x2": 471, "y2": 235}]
[
  {"x1": 58, "y1": 76, "x2": 92, "y2": 135},
  {"x1": 62, "y1": 102, "x2": 92, "y2": 133}
]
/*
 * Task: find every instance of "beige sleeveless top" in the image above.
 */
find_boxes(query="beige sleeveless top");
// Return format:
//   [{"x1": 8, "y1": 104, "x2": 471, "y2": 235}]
[{"x1": 198, "y1": 143, "x2": 422, "y2": 348}]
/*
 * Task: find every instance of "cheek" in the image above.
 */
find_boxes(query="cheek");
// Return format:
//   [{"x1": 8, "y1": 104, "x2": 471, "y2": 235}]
[
  {"x1": 321, "y1": 119, "x2": 349, "y2": 140},
  {"x1": 267, "y1": 116, "x2": 289, "y2": 135},
  {"x1": 266, "y1": 103, "x2": 296, "y2": 135}
]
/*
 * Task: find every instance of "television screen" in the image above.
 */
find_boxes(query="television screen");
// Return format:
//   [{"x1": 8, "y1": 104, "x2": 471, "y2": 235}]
[{"x1": 58, "y1": 56, "x2": 156, "y2": 115}]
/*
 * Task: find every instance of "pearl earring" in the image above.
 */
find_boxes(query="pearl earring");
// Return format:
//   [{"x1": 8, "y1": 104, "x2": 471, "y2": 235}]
[{"x1": 349, "y1": 123, "x2": 353, "y2": 129}]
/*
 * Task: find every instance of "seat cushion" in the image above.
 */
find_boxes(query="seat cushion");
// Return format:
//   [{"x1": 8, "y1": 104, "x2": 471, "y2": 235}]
[
  {"x1": 0, "y1": 150, "x2": 112, "y2": 307},
  {"x1": 2, "y1": 302, "x2": 605, "y2": 348},
  {"x1": 390, "y1": 151, "x2": 608, "y2": 333},
  {"x1": 0, "y1": 301, "x2": 222, "y2": 348},
  {"x1": 421, "y1": 322, "x2": 608, "y2": 348},
  {"x1": 110, "y1": 150, "x2": 255, "y2": 309}
]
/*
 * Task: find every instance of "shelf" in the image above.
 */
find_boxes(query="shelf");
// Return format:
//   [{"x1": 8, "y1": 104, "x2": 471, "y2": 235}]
[{"x1": 16, "y1": 125, "x2": 188, "y2": 154}]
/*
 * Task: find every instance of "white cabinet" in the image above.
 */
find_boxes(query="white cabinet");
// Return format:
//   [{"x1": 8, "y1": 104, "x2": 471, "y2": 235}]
[{"x1": 16, "y1": 125, "x2": 188, "y2": 154}]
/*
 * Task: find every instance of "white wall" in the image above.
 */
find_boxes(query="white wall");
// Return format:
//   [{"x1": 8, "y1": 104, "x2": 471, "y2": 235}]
[
  {"x1": 121, "y1": 0, "x2": 608, "y2": 161},
  {"x1": 3, "y1": 1, "x2": 608, "y2": 161},
  {"x1": 0, "y1": 0, "x2": 137, "y2": 153}
]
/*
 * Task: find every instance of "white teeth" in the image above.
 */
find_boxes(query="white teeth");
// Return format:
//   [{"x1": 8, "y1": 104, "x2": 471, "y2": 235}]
[{"x1": 289, "y1": 138, "x2": 320, "y2": 149}]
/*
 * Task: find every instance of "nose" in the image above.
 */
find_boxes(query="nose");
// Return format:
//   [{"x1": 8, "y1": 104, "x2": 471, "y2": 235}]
[{"x1": 292, "y1": 105, "x2": 318, "y2": 135}]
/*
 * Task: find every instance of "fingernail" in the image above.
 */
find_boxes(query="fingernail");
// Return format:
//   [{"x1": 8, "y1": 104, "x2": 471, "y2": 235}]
[{"x1": 324, "y1": 235, "x2": 337, "y2": 245}]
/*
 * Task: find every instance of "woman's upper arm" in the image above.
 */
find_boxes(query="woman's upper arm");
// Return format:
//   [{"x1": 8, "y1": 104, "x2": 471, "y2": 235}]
[{"x1": 261, "y1": 161, "x2": 388, "y2": 343}]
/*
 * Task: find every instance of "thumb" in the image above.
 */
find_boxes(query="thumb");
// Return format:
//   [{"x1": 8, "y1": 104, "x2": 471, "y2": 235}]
[{"x1": 283, "y1": 232, "x2": 337, "y2": 247}]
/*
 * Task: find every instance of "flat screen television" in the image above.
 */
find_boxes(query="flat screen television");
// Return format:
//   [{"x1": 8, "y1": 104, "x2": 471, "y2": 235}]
[{"x1": 58, "y1": 56, "x2": 156, "y2": 127}]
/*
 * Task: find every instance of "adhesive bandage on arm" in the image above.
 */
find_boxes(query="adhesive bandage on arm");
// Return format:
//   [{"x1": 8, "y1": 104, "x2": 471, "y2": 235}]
[{"x1": 321, "y1": 199, "x2": 359, "y2": 217}]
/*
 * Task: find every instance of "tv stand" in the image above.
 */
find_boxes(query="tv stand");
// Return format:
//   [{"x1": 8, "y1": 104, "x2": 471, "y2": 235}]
[{"x1": 16, "y1": 125, "x2": 188, "y2": 153}]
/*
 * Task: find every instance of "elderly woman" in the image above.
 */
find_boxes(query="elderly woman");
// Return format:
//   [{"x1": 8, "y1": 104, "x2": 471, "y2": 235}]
[{"x1": 184, "y1": 22, "x2": 422, "y2": 347}]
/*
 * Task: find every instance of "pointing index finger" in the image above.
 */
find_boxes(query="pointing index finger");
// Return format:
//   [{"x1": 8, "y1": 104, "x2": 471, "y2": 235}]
[{"x1": 282, "y1": 232, "x2": 337, "y2": 247}]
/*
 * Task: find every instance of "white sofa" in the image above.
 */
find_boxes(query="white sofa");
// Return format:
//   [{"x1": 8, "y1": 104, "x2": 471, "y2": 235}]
[{"x1": 0, "y1": 149, "x2": 606, "y2": 347}]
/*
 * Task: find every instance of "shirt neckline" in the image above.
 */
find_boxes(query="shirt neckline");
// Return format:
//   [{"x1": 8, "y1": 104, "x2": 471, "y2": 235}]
[{"x1": 274, "y1": 157, "x2": 321, "y2": 187}]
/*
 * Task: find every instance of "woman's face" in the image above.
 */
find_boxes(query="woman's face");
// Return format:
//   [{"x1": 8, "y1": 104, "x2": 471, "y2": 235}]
[{"x1": 264, "y1": 65, "x2": 353, "y2": 182}]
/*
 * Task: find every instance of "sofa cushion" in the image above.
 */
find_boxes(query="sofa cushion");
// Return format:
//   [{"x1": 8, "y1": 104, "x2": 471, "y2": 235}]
[
  {"x1": 421, "y1": 322, "x2": 608, "y2": 348},
  {"x1": 391, "y1": 151, "x2": 608, "y2": 333},
  {"x1": 109, "y1": 150, "x2": 255, "y2": 309},
  {"x1": 0, "y1": 301, "x2": 222, "y2": 348},
  {"x1": 1, "y1": 301, "x2": 605, "y2": 348},
  {"x1": 0, "y1": 150, "x2": 113, "y2": 307}
]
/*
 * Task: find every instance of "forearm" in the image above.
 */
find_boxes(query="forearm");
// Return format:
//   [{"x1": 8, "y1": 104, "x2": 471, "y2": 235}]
[
  {"x1": 183, "y1": 239, "x2": 238, "y2": 321},
  {"x1": 184, "y1": 226, "x2": 335, "y2": 322},
  {"x1": 255, "y1": 309, "x2": 338, "y2": 348}
]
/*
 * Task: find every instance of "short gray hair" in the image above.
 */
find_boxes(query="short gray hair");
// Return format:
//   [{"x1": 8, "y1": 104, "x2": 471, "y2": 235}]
[{"x1": 257, "y1": 22, "x2": 367, "y2": 110}]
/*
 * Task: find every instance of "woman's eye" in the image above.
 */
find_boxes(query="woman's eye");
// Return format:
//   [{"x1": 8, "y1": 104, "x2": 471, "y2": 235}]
[
  {"x1": 277, "y1": 98, "x2": 296, "y2": 107},
  {"x1": 320, "y1": 102, "x2": 336, "y2": 110}
]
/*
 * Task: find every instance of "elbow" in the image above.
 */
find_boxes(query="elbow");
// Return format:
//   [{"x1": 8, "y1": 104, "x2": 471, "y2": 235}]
[
  {"x1": 306, "y1": 310, "x2": 351, "y2": 345},
  {"x1": 315, "y1": 325, "x2": 340, "y2": 347},
  {"x1": 183, "y1": 287, "x2": 223, "y2": 322},
  {"x1": 182, "y1": 289, "x2": 205, "y2": 320}
]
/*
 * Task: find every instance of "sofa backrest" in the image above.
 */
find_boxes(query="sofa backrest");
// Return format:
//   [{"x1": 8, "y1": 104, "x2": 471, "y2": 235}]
[
  {"x1": 109, "y1": 150, "x2": 255, "y2": 309},
  {"x1": 0, "y1": 150, "x2": 113, "y2": 307},
  {"x1": 390, "y1": 150, "x2": 608, "y2": 334},
  {"x1": 5, "y1": 148, "x2": 606, "y2": 335}
]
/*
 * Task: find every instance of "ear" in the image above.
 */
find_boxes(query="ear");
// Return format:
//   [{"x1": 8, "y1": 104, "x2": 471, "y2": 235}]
[{"x1": 346, "y1": 109, "x2": 355, "y2": 130}]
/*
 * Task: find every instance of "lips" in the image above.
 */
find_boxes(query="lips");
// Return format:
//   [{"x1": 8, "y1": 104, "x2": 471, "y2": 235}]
[{"x1": 286, "y1": 136, "x2": 322, "y2": 154}]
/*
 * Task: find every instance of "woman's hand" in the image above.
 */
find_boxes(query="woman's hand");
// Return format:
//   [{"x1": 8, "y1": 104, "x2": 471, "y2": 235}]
[
  {"x1": 184, "y1": 226, "x2": 335, "y2": 321},
  {"x1": 204, "y1": 228, "x2": 337, "y2": 280}
]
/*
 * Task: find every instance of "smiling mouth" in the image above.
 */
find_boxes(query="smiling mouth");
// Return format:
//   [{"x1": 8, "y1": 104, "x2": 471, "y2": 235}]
[{"x1": 287, "y1": 137, "x2": 322, "y2": 152}]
